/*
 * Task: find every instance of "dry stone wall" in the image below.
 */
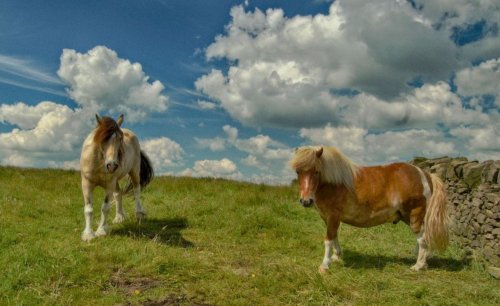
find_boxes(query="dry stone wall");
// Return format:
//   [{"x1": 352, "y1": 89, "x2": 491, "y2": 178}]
[{"x1": 410, "y1": 156, "x2": 499, "y2": 267}]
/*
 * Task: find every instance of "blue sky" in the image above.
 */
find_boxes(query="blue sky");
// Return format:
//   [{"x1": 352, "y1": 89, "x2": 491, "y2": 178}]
[{"x1": 0, "y1": 0, "x2": 499, "y2": 184}]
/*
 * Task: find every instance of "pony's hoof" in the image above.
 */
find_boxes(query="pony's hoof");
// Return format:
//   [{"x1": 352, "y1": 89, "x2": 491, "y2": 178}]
[
  {"x1": 113, "y1": 214, "x2": 126, "y2": 224},
  {"x1": 95, "y1": 226, "x2": 109, "y2": 237},
  {"x1": 81, "y1": 230, "x2": 96, "y2": 241},
  {"x1": 410, "y1": 264, "x2": 427, "y2": 271},
  {"x1": 136, "y1": 211, "x2": 147, "y2": 221},
  {"x1": 318, "y1": 265, "x2": 329, "y2": 274}
]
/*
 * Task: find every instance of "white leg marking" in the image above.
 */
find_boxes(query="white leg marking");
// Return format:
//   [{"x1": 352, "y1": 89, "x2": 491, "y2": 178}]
[
  {"x1": 320, "y1": 240, "x2": 333, "y2": 269},
  {"x1": 81, "y1": 182, "x2": 95, "y2": 241},
  {"x1": 411, "y1": 231, "x2": 428, "y2": 271},
  {"x1": 82, "y1": 204, "x2": 96, "y2": 241},
  {"x1": 319, "y1": 239, "x2": 342, "y2": 273}
]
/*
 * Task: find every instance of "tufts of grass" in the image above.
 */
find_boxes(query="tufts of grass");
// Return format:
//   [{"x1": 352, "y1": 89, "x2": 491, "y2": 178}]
[{"x1": 0, "y1": 166, "x2": 498, "y2": 305}]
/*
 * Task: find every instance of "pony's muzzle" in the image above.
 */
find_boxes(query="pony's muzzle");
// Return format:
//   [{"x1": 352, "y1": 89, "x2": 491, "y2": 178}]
[
  {"x1": 299, "y1": 198, "x2": 315, "y2": 207},
  {"x1": 106, "y1": 161, "x2": 118, "y2": 173}
]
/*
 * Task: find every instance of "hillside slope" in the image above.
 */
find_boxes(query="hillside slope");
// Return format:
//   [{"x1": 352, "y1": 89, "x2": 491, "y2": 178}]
[{"x1": 0, "y1": 167, "x2": 498, "y2": 305}]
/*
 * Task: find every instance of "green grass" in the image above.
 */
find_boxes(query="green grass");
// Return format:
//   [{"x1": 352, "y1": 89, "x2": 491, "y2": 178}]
[{"x1": 0, "y1": 166, "x2": 498, "y2": 305}]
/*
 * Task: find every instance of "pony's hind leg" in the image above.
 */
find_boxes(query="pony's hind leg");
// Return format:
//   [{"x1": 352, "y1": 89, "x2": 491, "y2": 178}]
[
  {"x1": 409, "y1": 206, "x2": 428, "y2": 271},
  {"x1": 130, "y1": 170, "x2": 146, "y2": 221},
  {"x1": 113, "y1": 182, "x2": 126, "y2": 224},
  {"x1": 81, "y1": 179, "x2": 96, "y2": 241},
  {"x1": 411, "y1": 231, "x2": 429, "y2": 271},
  {"x1": 96, "y1": 189, "x2": 113, "y2": 236}
]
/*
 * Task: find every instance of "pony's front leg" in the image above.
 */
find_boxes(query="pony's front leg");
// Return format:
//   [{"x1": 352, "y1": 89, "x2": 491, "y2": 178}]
[
  {"x1": 113, "y1": 184, "x2": 126, "y2": 224},
  {"x1": 319, "y1": 216, "x2": 341, "y2": 273},
  {"x1": 81, "y1": 179, "x2": 96, "y2": 241},
  {"x1": 96, "y1": 189, "x2": 113, "y2": 236}
]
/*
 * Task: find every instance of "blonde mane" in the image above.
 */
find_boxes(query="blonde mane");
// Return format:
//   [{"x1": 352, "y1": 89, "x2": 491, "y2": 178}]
[{"x1": 290, "y1": 146, "x2": 359, "y2": 189}]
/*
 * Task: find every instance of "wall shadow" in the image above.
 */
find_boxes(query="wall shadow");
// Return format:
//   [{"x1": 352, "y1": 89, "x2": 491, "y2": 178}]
[
  {"x1": 341, "y1": 249, "x2": 469, "y2": 271},
  {"x1": 113, "y1": 217, "x2": 193, "y2": 248}
]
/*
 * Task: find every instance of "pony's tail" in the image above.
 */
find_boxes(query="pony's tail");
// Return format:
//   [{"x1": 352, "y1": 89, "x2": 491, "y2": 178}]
[
  {"x1": 124, "y1": 151, "x2": 154, "y2": 194},
  {"x1": 423, "y1": 173, "x2": 449, "y2": 251}
]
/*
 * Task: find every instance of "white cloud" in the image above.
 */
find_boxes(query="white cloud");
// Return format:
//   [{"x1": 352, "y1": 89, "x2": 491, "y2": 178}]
[
  {"x1": 299, "y1": 124, "x2": 367, "y2": 153},
  {"x1": 241, "y1": 154, "x2": 265, "y2": 170},
  {"x1": 455, "y1": 58, "x2": 500, "y2": 99},
  {"x1": 0, "y1": 46, "x2": 172, "y2": 169},
  {"x1": 193, "y1": 125, "x2": 293, "y2": 184},
  {"x1": 197, "y1": 100, "x2": 218, "y2": 110},
  {"x1": 0, "y1": 101, "x2": 94, "y2": 167},
  {"x1": 0, "y1": 102, "x2": 92, "y2": 153},
  {"x1": 299, "y1": 125, "x2": 456, "y2": 164},
  {"x1": 195, "y1": 137, "x2": 226, "y2": 151},
  {"x1": 181, "y1": 158, "x2": 242, "y2": 180},
  {"x1": 57, "y1": 46, "x2": 168, "y2": 122},
  {"x1": 195, "y1": 1, "x2": 466, "y2": 128},
  {"x1": 450, "y1": 125, "x2": 500, "y2": 152},
  {"x1": 342, "y1": 82, "x2": 489, "y2": 129},
  {"x1": 141, "y1": 137, "x2": 184, "y2": 174},
  {"x1": 222, "y1": 125, "x2": 238, "y2": 142}
]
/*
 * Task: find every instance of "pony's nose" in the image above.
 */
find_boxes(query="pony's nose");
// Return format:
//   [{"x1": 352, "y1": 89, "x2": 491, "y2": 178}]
[
  {"x1": 299, "y1": 198, "x2": 314, "y2": 207},
  {"x1": 106, "y1": 162, "x2": 118, "y2": 173}
]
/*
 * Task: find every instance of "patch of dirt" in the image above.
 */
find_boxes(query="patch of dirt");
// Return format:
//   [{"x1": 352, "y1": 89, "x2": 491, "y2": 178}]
[
  {"x1": 141, "y1": 294, "x2": 213, "y2": 306},
  {"x1": 109, "y1": 269, "x2": 161, "y2": 295}
]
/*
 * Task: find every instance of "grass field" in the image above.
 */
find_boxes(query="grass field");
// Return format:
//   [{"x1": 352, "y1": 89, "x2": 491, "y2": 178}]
[{"x1": 0, "y1": 166, "x2": 498, "y2": 305}]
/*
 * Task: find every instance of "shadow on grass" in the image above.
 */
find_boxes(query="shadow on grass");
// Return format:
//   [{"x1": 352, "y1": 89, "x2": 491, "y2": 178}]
[
  {"x1": 342, "y1": 249, "x2": 469, "y2": 271},
  {"x1": 113, "y1": 217, "x2": 194, "y2": 248}
]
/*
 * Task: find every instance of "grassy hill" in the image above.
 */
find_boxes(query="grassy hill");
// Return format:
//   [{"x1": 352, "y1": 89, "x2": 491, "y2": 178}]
[{"x1": 0, "y1": 167, "x2": 498, "y2": 305}]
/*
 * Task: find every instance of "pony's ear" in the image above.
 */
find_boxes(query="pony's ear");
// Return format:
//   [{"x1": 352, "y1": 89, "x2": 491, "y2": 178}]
[
  {"x1": 95, "y1": 114, "x2": 102, "y2": 125},
  {"x1": 316, "y1": 147, "x2": 323, "y2": 158},
  {"x1": 116, "y1": 114, "x2": 124, "y2": 127}
]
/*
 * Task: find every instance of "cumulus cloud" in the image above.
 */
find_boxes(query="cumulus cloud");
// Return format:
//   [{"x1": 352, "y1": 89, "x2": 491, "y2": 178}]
[
  {"x1": 193, "y1": 125, "x2": 293, "y2": 184},
  {"x1": 197, "y1": 125, "x2": 292, "y2": 166},
  {"x1": 0, "y1": 102, "x2": 92, "y2": 152},
  {"x1": 0, "y1": 101, "x2": 94, "y2": 167},
  {"x1": 141, "y1": 137, "x2": 184, "y2": 174},
  {"x1": 58, "y1": 46, "x2": 168, "y2": 122},
  {"x1": 181, "y1": 158, "x2": 242, "y2": 180},
  {"x1": 195, "y1": 1, "x2": 466, "y2": 128},
  {"x1": 300, "y1": 124, "x2": 456, "y2": 164},
  {"x1": 455, "y1": 58, "x2": 500, "y2": 99},
  {"x1": 195, "y1": 137, "x2": 226, "y2": 151},
  {"x1": 1, "y1": 45, "x2": 172, "y2": 169}
]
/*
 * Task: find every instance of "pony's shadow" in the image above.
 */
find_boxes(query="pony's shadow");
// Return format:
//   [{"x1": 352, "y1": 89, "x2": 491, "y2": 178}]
[
  {"x1": 113, "y1": 217, "x2": 193, "y2": 248},
  {"x1": 341, "y1": 249, "x2": 469, "y2": 271}
]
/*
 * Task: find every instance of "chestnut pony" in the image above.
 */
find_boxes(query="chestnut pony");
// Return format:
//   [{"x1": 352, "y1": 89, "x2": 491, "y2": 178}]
[
  {"x1": 290, "y1": 146, "x2": 449, "y2": 272},
  {"x1": 80, "y1": 114, "x2": 153, "y2": 241}
]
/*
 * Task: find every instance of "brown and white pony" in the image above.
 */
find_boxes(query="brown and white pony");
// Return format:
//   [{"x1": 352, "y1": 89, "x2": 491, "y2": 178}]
[
  {"x1": 80, "y1": 114, "x2": 154, "y2": 241},
  {"x1": 290, "y1": 146, "x2": 449, "y2": 272}
]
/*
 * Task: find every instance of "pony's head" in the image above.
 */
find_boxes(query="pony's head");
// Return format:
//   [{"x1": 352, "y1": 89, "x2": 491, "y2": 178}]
[
  {"x1": 290, "y1": 147, "x2": 324, "y2": 207},
  {"x1": 94, "y1": 114, "x2": 124, "y2": 173},
  {"x1": 290, "y1": 146, "x2": 359, "y2": 207}
]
